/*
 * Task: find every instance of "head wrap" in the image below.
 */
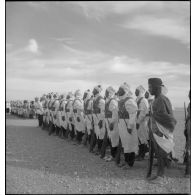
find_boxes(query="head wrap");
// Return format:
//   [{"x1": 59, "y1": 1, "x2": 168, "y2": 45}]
[
  {"x1": 119, "y1": 82, "x2": 133, "y2": 96},
  {"x1": 136, "y1": 85, "x2": 146, "y2": 96},
  {"x1": 94, "y1": 85, "x2": 103, "y2": 93},
  {"x1": 66, "y1": 91, "x2": 74, "y2": 100},
  {"x1": 53, "y1": 93, "x2": 59, "y2": 99},
  {"x1": 60, "y1": 93, "x2": 67, "y2": 100},
  {"x1": 106, "y1": 86, "x2": 115, "y2": 96},
  {"x1": 74, "y1": 89, "x2": 82, "y2": 98},
  {"x1": 136, "y1": 85, "x2": 145, "y2": 93}
]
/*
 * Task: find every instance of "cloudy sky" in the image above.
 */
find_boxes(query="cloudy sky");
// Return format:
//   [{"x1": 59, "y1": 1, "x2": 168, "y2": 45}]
[{"x1": 6, "y1": 1, "x2": 190, "y2": 107}]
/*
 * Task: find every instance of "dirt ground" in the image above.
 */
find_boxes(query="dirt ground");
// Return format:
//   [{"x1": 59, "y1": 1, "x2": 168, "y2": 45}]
[{"x1": 6, "y1": 114, "x2": 190, "y2": 194}]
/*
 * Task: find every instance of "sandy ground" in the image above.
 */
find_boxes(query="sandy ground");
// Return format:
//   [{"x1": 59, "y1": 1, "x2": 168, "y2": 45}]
[{"x1": 6, "y1": 114, "x2": 190, "y2": 194}]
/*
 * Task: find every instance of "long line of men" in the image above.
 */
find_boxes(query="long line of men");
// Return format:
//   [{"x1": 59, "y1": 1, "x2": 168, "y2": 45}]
[
  {"x1": 11, "y1": 100, "x2": 36, "y2": 118},
  {"x1": 9, "y1": 78, "x2": 190, "y2": 179}
]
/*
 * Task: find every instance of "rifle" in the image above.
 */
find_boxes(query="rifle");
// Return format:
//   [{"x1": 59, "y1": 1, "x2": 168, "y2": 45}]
[
  {"x1": 115, "y1": 137, "x2": 122, "y2": 165},
  {"x1": 183, "y1": 102, "x2": 188, "y2": 164},
  {"x1": 89, "y1": 114, "x2": 96, "y2": 152},
  {"x1": 184, "y1": 102, "x2": 187, "y2": 122},
  {"x1": 146, "y1": 108, "x2": 154, "y2": 178}
]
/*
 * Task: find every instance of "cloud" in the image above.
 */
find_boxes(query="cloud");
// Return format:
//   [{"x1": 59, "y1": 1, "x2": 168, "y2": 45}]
[
  {"x1": 109, "y1": 56, "x2": 190, "y2": 76},
  {"x1": 27, "y1": 39, "x2": 39, "y2": 53},
  {"x1": 26, "y1": 2, "x2": 49, "y2": 11},
  {"x1": 7, "y1": 39, "x2": 40, "y2": 60},
  {"x1": 122, "y1": 15, "x2": 190, "y2": 45},
  {"x1": 72, "y1": 1, "x2": 164, "y2": 21},
  {"x1": 50, "y1": 37, "x2": 77, "y2": 45}
]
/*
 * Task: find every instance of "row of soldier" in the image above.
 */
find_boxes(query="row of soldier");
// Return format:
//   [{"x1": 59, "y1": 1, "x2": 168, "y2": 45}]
[
  {"x1": 11, "y1": 100, "x2": 36, "y2": 118},
  {"x1": 10, "y1": 78, "x2": 190, "y2": 179},
  {"x1": 36, "y1": 83, "x2": 152, "y2": 168}
]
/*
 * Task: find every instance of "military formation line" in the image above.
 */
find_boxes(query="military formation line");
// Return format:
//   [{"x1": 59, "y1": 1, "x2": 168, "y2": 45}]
[{"x1": 9, "y1": 78, "x2": 191, "y2": 180}]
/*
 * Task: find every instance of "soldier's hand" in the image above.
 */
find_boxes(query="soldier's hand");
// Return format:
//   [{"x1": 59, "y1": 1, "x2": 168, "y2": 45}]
[
  {"x1": 136, "y1": 123, "x2": 140, "y2": 130},
  {"x1": 98, "y1": 120, "x2": 103, "y2": 129},
  {"x1": 127, "y1": 128, "x2": 132, "y2": 134},
  {"x1": 109, "y1": 122, "x2": 114, "y2": 131}
]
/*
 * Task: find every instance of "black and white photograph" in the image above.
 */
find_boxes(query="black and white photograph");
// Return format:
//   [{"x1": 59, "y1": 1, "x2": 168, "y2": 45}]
[{"x1": 5, "y1": 1, "x2": 191, "y2": 194}]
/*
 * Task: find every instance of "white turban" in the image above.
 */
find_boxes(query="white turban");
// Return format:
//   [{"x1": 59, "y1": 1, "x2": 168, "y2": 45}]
[
  {"x1": 94, "y1": 85, "x2": 103, "y2": 93},
  {"x1": 120, "y1": 82, "x2": 133, "y2": 95},
  {"x1": 67, "y1": 91, "x2": 74, "y2": 99},
  {"x1": 136, "y1": 85, "x2": 146, "y2": 96},
  {"x1": 60, "y1": 93, "x2": 67, "y2": 99},
  {"x1": 74, "y1": 89, "x2": 82, "y2": 98},
  {"x1": 106, "y1": 86, "x2": 115, "y2": 96}
]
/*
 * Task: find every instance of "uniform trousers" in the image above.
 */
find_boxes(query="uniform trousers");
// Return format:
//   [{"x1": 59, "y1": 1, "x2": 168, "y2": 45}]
[{"x1": 38, "y1": 114, "x2": 43, "y2": 127}]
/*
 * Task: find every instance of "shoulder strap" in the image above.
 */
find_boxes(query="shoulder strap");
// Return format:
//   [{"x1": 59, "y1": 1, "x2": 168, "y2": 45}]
[
  {"x1": 107, "y1": 98, "x2": 114, "y2": 107},
  {"x1": 59, "y1": 100, "x2": 64, "y2": 107},
  {"x1": 51, "y1": 100, "x2": 56, "y2": 107},
  {"x1": 137, "y1": 97, "x2": 144, "y2": 107},
  {"x1": 65, "y1": 100, "x2": 73, "y2": 110},
  {"x1": 73, "y1": 98, "x2": 82, "y2": 106}
]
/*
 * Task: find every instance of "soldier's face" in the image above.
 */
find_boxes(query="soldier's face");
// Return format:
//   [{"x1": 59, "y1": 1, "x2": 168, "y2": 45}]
[
  {"x1": 135, "y1": 89, "x2": 139, "y2": 97},
  {"x1": 83, "y1": 92, "x2": 88, "y2": 100},
  {"x1": 117, "y1": 87, "x2": 125, "y2": 97},
  {"x1": 148, "y1": 84, "x2": 155, "y2": 95},
  {"x1": 105, "y1": 90, "x2": 109, "y2": 98},
  {"x1": 92, "y1": 89, "x2": 98, "y2": 96},
  {"x1": 145, "y1": 91, "x2": 149, "y2": 99}
]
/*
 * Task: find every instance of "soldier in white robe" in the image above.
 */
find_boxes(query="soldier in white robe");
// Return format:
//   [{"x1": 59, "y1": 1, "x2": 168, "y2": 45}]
[
  {"x1": 72, "y1": 89, "x2": 85, "y2": 145},
  {"x1": 48, "y1": 93, "x2": 56, "y2": 135},
  {"x1": 100, "y1": 86, "x2": 119, "y2": 161},
  {"x1": 58, "y1": 94, "x2": 67, "y2": 138},
  {"x1": 44, "y1": 94, "x2": 49, "y2": 130},
  {"x1": 135, "y1": 85, "x2": 149, "y2": 161},
  {"x1": 65, "y1": 92, "x2": 75, "y2": 141},
  {"x1": 83, "y1": 89, "x2": 93, "y2": 146},
  {"x1": 90, "y1": 85, "x2": 105, "y2": 155},
  {"x1": 53, "y1": 93, "x2": 60, "y2": 136},
  {"x1": 34, "y1": 97, "x2": 44, "y2": 127},
  {"x1": 41, "y1": 95, "x2": 47, "y2": 129},
  {"x1": 116, "y1": 82, "x2": 138, "y2": 169}
]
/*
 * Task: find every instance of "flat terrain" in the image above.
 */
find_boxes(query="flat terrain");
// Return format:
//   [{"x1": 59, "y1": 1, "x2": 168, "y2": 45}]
[{"x1": 6, "y1": 112, "x2": 190, "y2": 194}]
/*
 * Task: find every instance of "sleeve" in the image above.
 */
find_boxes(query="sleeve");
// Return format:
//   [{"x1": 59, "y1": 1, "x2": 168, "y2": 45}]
[
  {"x1": 75, "y1": 100, "x2": 84, "y2": 112},
  {"x1": 39, "y1": 102, "x2": 44, "y2": 113},
  {"x1": 69, "y1": 102, "x2": 74, "y2": 117},
  {"x1": 62, "y1": 101, "x2": 66, "y2": 111},
  {"x1": 125, "y1": 99, "x2": 138, "y2": 129},
  {"x1": 87, "y1": 99, "x2": 93, "y2": 111},
  {"x1": 76, "y1": 100, "x2": 85, "y2": 121},
  {"x1": 99, "y1": 98, "x2": 105, "y2": 120},
  {"x1": 137, "y1": 98, "x2": 149, "y2": 124},
  {"x1": 109, "y1": 99, "x2": 118, "y2": 123},
  {"x1": 54, "y1": 100, "x2": 59, "y2": 112}
]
